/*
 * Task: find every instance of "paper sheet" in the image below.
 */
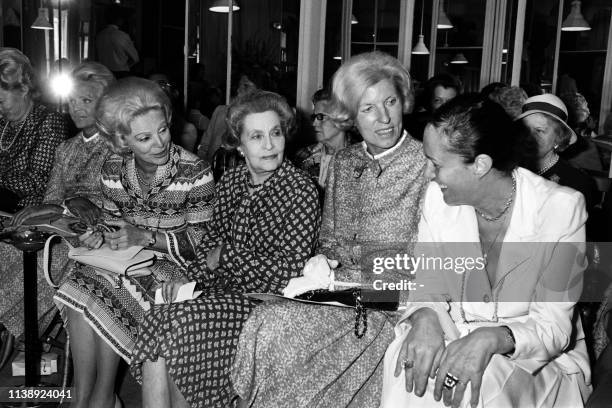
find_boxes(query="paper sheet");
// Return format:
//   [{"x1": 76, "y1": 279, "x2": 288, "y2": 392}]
[{"x1": 154, "y1": 281, "x2": 202, "y2": 304}]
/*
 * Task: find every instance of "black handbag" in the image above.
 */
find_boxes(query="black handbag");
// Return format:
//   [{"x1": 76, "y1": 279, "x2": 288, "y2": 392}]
[{"x1": 296, "y1": 289, "x2": 400, "y2": 338}]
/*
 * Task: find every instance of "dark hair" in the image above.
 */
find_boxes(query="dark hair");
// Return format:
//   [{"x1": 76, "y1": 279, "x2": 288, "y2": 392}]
[
  {"x1": 225, "y1": 90, "x2": 295, "y2": 148},
  {"x1": 430, "y1": 95, "x2": 527, "y2": 173},
  {"x1": 312, "y1": 88, "x2": 331, "y2": 105},
  {"x1": 423, "y1": 73, "x2": 461, "y2": 110},
  {"x1": 480, "y1": 82, "x2": 507, "y2": 99}
]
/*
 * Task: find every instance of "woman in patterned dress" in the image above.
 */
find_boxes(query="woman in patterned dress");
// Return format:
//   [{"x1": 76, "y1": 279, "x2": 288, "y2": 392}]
[
  {"x1": 0, "y1": 47, "x2": 67, "y2": 211},
  {"x1": 0, "y1": 62, "x2": 114, "y2": 344},
  {"x1": 53, "y1": 78, "x2": 215, "y2": 408},
  {"x1": 130, "y1": 90, "x2": 321, "y2": 408},
  {"x1": 231, "y1": 51, "x2": 429, "y2": 408}
]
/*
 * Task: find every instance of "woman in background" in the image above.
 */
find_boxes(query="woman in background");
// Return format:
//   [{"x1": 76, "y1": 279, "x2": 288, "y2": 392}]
[{"x1": 0, "y1": 47, "x2": 67, "y2": 211}]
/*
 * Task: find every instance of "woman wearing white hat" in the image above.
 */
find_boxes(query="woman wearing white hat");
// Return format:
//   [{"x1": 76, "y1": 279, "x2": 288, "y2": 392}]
[{"x1": 518, "y1": 94, "x2": 596, "y2": 212}]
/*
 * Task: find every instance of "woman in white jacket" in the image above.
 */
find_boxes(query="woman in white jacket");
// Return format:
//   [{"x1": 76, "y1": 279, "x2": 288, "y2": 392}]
[{"x1": 382, "y1": 95, "x2": 591, "y2": 408}]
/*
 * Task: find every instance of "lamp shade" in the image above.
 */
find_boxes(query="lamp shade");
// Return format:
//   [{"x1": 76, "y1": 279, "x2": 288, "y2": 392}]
[
  {"x1": 562, "y1": 0, "x2": 590, "y2": 31},
  {"x1": 31, "y1": 8, "x2": 53, "y2": 30},
  {"x1": 450, "y1": 52, "x2": 468, "y2": 64},
  {"x1": 351, "y1": 14, "x2": 358, "y2": 24},
  {"x1": 209, "y1": 0, "x2": 240, "y2": 13},
  {"x1": 437, "y1": 9, "x2": 453, "y2": 29},
  {"x1": 412, "y1": 34, "x2": 430, "y2": 55}
]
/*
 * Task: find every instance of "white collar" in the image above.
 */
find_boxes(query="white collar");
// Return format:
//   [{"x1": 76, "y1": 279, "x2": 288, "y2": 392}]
[
  {"x1": 362, "y1": 130, "x2": 407, "y2": 160},
  {"x1": 81, "y1": 131, "x2": 100, "y2": 143}
]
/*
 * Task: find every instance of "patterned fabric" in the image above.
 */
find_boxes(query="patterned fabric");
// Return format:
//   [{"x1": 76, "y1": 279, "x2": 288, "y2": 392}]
[
  {"x1": 130, "y1": 159, "x2": 321, "y2": 408},
  {"x1": 43, "y1": 132, "x2": 111, "y2": 205},
  {"x1": 0, "y1": 132, "x2": 108, "y2": 337},
  {"x1": 54, "y1": 144, "x2": 214, "y2": 361},
  {"x1": 231, "y1": 133, "x2": 429, "y2": 408},
  {"x1": 0, "y1": 103, "x2": 68, "y2": 208}
]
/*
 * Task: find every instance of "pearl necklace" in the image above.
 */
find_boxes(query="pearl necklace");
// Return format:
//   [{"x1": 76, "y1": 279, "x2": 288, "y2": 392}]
[
  {"x1": 0, "y1": 112, "x2": 30, "y2": 152},
  {"x1": 537, "y1": 153, "x2": 559, "y2": 176},
  {"x1": 474, "y1": 173, "x2": 516, "y2": 222}
]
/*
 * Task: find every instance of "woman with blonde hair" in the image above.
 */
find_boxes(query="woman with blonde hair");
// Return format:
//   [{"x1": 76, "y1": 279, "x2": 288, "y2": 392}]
[
  {"x1": 54, "y1": 77, "x2": 215, "y2": 408},
  {"x1": 232, "y1": 51, "x2": 429, "y2": 407}
]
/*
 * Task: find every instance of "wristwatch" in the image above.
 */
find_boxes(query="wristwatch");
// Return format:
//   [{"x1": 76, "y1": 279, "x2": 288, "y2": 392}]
[{"x1": 145, "y1": 231, "x2": 157, "y2": 248}]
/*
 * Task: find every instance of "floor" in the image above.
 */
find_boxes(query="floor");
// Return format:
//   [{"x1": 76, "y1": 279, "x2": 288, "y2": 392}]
[{"x1": 0, "y1": 327, "x2": 142, "y2": 408}]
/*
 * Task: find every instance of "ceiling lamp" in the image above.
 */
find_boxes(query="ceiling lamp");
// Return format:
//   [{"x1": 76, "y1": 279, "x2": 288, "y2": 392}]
[
  {"x1": 437, "y1": 9, "x2": 453, "y2": 29},
  {"x1": 351, "y1": 14, "x2": 358, "y2": 24},
  {"x1": 412, "y1": 0, "x2": 430, "y2": 55},
  {"x1": 450, "y1": 52, "x2": 468, "y2": 64},
  {"x1": 562, "y1": 0, "x2": 590, "y2": 32},
  {"x1": 31, "y1": 6, "x2": 53, "y2": 30},
  {"x1": 209, "y1": 0, "x2": 240, "y2": 13}
]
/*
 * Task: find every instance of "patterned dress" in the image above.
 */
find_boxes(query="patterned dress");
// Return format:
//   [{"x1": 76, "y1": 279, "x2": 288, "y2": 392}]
[
  {"x1": 0, "y1": 103, "x2": 67, "y2": 209},
  {"x1": 231, "y1": 133, "x2": 429, "y2": 407},
  {"x1": 54, "y1": 144, "x2": 215, "y2": 361},
  {"x1": 0, "y1": 132, "x2": 110, "y2": 337},
  {"x1": 130, "y1": 160, "x2": 321, "y2": 408}
]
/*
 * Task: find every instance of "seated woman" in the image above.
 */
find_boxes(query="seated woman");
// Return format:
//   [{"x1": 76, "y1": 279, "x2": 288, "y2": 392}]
[
  {"x1": 382, "y1": 96, "x2": 590, "y2": 407},
  {"x1": 0, "y1": 62, "x2": 114, "y2": 340},
  {"x1": 130, "y1": 90, "x2": 321, "y2": 408},
  {"x1": 231, "y1": 51, "x2": 429, "y2": 407},
  {"x1": 518, "y1": 94, "x2": 597, "y2": 211},
  {"x1": 294, "y1": 88, "x2": 356, "y2": 198},
  {"x1": 0, "y1": 47, "x2": 67, "y2": 212},
  {"x1": 53, "y1": 77, "x2": 215, "y2": 408}
]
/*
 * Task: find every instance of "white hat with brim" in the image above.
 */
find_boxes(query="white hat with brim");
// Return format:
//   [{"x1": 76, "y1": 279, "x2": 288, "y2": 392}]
[{"x1": 516, "y1": 94, "x2": 578, "y2": 146}]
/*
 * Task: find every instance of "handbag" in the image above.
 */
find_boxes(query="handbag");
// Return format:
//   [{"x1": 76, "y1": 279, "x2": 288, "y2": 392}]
[
  {"x1": 296, "y1": 288, "x2": 400, "y2": 338},
  {"x1": 43, "y1": 235, "x2": 155, "y2": 288}
]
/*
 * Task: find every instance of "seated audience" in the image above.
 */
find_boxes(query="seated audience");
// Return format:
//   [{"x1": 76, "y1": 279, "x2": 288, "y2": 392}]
[
  {"x1": 561, "y1": 92, "x2": 603, "y2": 172},
  {"x1": 0, "y1": 62, "x2": 115, "y2": 342},
  {"x1": 406, "y1": 73, "x2": 461, "y2": 140},
  {"x1": 0, "y1": 47, "x2": 67, "y2": 212},
  {"x1": 53, "y1": 77, "x2": 215, "y2": 408},
  {"x1": 518, "y1": 94, "x2": 597, "y2": 214},
  {"x1": 382, "y1": 96, "x2": 590, "y2": 407},
  {"x1": 294, "y1": 88, "x2": 356, "y2": 196},
  {"x1": 231, "y1": 51, "x2": 429, "y2": 407},
  {"x1": 130, "y1": 90, "x2": 321, "y2": 408}
]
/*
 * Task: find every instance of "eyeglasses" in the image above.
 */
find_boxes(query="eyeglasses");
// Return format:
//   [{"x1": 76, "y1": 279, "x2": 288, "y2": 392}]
[{"x1": 311, "y1": 113, "x2": 330, "y2": 122}]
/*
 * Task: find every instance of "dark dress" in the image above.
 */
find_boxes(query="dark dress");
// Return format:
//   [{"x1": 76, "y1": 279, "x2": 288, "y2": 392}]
[
  {"x1": 0, "y1": 103, "x2": 67, "y2": 210},
  {"x1": 130, "y1": 160, "x2": 321, "y2": 408}
]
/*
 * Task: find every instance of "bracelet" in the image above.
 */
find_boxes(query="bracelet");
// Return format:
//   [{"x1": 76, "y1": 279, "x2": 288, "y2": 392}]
[{"x1": 145, "y1": 231, "x2": 156, "y2": 248}]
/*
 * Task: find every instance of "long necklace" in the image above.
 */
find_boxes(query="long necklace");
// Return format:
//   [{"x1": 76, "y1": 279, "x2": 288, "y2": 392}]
[
  {"x1": 480, "y1": 215, "x2": 507, "y2": 268},
  {"x1": 474, "y1": 173, "x2": 516, "y2": 222},
  {"x1": 538, "y1": 153, "x2": 559, "y2": 176},
  {"x1": 0, "y1": 112, "x2": 30, "y2": 152}
]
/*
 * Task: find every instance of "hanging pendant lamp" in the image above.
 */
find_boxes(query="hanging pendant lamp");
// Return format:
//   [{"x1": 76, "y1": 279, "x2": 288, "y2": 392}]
[
  {"x1": 31, "y1": 0, "x2": 53, "y2": 30},
  {"x1": 437, "y1": 1, "x2": 453, "y2": 29},
  {"x1": 209, "y1": 0, "x2": 240, "y2": 13},
  {"x1": 562, "y1": 0, "x2": 590, "y2": 31},
  {"x1": 412, "y1": 0, "x2": 430, "y2": 55},
  {"x1": 450, "y1": 53, "x2": 468, "y2": 64}
]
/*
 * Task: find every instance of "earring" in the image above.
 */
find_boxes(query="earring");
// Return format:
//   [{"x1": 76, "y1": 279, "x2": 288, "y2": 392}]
[{"x1": 237, "y1": 148, "x2": 244, "y2": 157}]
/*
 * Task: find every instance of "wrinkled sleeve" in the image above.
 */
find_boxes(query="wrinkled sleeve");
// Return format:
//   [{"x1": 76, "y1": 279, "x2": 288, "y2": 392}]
[
  {"x1": 217, "y1": 180, "x2": 321, "y2": 293},
  {"x1": 505, "y1": 190, "x2": 587, "y2": 373},
  {"x1": 317, "y1": 153, "x2": 341, "y2": 260},
  {"x1": 3, "y1": 113, "x2": 67, "y2": 205},
  {"x1": 164, "y1": 161, "x2": 216, "y2": 269},
  {"x1": 43, "y1": 142, "x2": 68, "y2": 204}
]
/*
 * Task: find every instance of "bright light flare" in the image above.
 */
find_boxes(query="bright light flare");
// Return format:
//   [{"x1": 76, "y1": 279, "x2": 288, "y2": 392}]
[{"x1": 50, "y1": 73, "x2": 73, "y2": 98}]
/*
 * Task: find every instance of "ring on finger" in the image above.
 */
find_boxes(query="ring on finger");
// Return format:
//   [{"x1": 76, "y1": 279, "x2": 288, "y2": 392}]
[
  {"x1": 443, "y1": 373, "x2": 459, "y2": 389},
  {"x1": 402, "y1": 359, "x2": 414, "y2": 370}
]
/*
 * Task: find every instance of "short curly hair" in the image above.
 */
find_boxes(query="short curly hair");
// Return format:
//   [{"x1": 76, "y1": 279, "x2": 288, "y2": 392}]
[
  {"x1": 0, "y1": 47, "x2": 39, "y2": 99},
  {"x1": 225, "y1": 90, "x2": 295, "y2": 148},
  {"x1": 96, "y1": 77, "x2": 172, "y2": 153},
  {"x1": 71, "y1": 61, "x2": 115, "y2": 97},
  {"x1": 329, "y1": 51, "x2": 414, "y2": 129}
]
